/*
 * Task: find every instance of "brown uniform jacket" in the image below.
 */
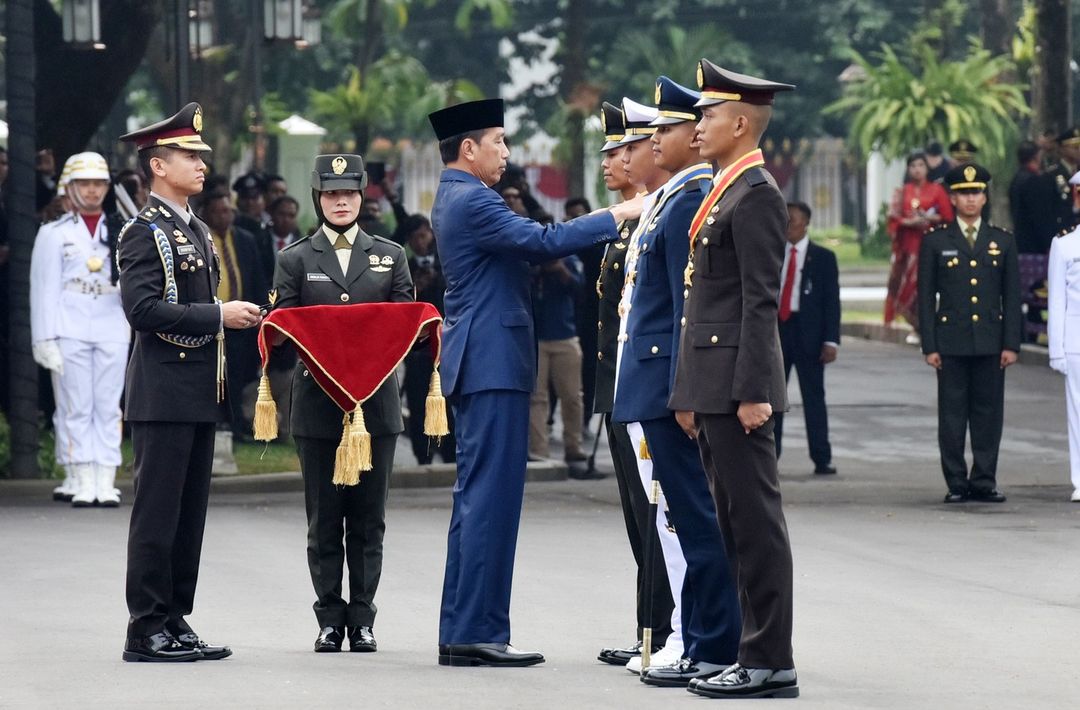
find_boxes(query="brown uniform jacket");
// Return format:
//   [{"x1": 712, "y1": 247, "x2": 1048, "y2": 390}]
[{"x1": 668, "y1": 167, "x2": 788, "y2": 414}]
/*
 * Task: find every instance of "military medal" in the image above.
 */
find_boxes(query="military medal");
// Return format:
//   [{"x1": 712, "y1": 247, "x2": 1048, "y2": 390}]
[{"x1": 86, "y1": 256, "x2": 104, "y2": 273}]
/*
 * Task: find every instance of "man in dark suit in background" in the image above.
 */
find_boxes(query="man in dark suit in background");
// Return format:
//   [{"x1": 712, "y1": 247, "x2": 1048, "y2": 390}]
[
  {"x1": 774, "y1": 201, "x2": 840, "y2": 474},
  {"x1": 117, "y1": 103, "x2": 262, "y2": 662},
  {"x1": 198, "y1": 191, "x2": 268, "y2": 439}
]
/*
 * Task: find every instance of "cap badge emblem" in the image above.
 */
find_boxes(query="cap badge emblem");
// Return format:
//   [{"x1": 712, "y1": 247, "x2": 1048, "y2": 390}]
[
  {"x1": 193, "y1": 107, "x2": 203, "y2": 133},
  {"x1": 696, "y1": 62, "x2": 704, "y2": 89},
  {"x1": 964, "y1": 166, "x2": 976, "y2": 182},
  {"x1": 655, "y1": 83, "x2": 662, "y2": 104},
  {"x1": 332, "y1": 156, "x2": 347, "y2": 175}
]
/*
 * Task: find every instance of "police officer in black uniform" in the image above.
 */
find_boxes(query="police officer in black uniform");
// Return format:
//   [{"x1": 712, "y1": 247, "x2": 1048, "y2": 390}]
[
  {"x1": 918, "y1": 163, "x2": 1022, "y2": 504},
  {"x1": 118, "y1": 103, "x2": 262, "y2": 662},
  {"x1": 271, "y1": 154, "x2": 413, "y2": 653}
]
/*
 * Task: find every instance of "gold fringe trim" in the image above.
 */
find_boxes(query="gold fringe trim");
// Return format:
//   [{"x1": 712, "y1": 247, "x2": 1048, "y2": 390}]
[
  {"x1": 424, "y1": 370, "x2": 449, "y2": 438},
  {"x1": 333, "y1": 412, "x2": 357, "y2": 486},
  {"x1": 351, "y1": 408, "x2": 373, "y2": 474},
  {"x1": 253, "y1": 372, "x2": 278, "y2": 441}
]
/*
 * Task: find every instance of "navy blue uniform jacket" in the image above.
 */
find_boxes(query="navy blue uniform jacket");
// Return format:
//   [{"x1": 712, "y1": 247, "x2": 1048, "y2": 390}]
[{"x1": 431, "y1": 169, "x2": 618, "y2": 396}]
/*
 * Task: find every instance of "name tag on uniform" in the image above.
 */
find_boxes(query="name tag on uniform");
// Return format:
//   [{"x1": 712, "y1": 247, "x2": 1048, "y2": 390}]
[
  {"x1": 306, "y1": 272, "x2": 331, "y2": 281},
  {"x1": 176, "y1": 245, "x2": 197, "y2": 255},
  {"x1": 941, "y1": 249, "x2": 958, "y2": 256}
]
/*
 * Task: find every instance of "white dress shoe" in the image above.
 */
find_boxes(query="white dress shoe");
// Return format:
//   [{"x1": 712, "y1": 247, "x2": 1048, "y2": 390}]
[
  {"x1": 625, "y1": 643, "x2": 684, "y2": 675},
  {"x1": 71, "y1": 464, "x2": 96, "y2": 507},
  {"x1": 96, "y1": 464, "x2": 120, "y2": 507},
  {"x1": 1071, "y1": 489, "x2": 1080, "y2": 502}
]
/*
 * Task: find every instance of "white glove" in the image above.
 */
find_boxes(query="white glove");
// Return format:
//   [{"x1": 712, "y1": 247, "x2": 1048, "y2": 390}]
[
  {"x1": 32, "y1": 340, "x2": 64, "y2": 375},
  {"x1": 1050, "y1": 357, "x2": 1068, "y2": 375}
]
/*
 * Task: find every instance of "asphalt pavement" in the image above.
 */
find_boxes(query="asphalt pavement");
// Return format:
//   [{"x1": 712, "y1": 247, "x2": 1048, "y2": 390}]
[{"x1": 2, "y1": 338, "x2": 1078, "y2": 709}]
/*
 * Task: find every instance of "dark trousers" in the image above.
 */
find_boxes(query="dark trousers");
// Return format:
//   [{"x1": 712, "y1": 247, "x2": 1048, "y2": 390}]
[
  {"x1": 937, "y1": 354, "x2": 1005, "y2": 494},
  {"x1": 698, "y1": 413, "x2": 794, "y2": 669},
  {"x1": 295, "y1": 434, "x2": 395, "y2": 628},
  {"x1": 606, "y1": 415, "x2": 674, "y2": 644},
  {"x1": 404, "y1": 351, "x2": 456, "y2": 464},
  {"x1": 775, "y1": 321, "x2": 832, "y2": 467},
  {"x1": 439, "y1": 389, "x2": 529, "y2": 645},
  {"x1": 125, "y1": 421, "x2": 216, "y2": 638},
  {"x1": 641, "y1": 415, "x2": 741, "y2": 665}
]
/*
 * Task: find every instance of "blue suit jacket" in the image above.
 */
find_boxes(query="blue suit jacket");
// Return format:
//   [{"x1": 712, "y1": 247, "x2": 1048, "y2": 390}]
[
  {"x1": 781, "y1": 241, "x2": 841, "y2": 361},
  {"x1": 431, "y1": 169, "x2": 618, "y2": 396},
  {"x1": 613, "y1": 179, "x2": 709, "y2": 423}
]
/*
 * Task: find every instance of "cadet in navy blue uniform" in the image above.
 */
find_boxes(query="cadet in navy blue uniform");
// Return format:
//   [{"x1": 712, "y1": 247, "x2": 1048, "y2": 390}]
[
  {"x1": 613, "y1": 77, "x2": 741, "y2": 688},
  {"x1": 428, "y1": 99, "x2": 642, "y2": 667}
]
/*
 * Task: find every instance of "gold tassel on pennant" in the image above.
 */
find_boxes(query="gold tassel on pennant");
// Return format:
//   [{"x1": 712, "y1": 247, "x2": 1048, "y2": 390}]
[
  {"x1": 333, "y1": 412, "x2": 355, "y2": 486},
  {"x1": 424, "y1": 369, "x2": 450, "y2": 438},
  {"x1": 350, "y1": 408, "x2": 373, "y2": 475},
  {"x1": 253, "y1": 372, "x2": 278, "y2": 442},
  {"x1": 639, "y1": 435, "x2": 651, "y2": 460}
]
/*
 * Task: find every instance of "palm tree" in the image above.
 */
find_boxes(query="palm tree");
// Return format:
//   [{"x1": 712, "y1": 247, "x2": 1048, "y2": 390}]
[{"x1": 826, "y1": 38, "x2": 1029, "y2": 164}]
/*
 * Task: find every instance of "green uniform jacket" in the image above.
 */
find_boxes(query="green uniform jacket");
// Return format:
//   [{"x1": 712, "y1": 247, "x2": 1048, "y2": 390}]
[{"x1": 917, "y1": 220, "x2": 1022, "y2": 356}]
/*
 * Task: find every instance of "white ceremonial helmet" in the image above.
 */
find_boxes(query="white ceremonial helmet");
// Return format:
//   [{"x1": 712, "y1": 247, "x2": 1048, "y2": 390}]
[{"x1": 64, "y1": 151, "x2": 111, "y2": 183}]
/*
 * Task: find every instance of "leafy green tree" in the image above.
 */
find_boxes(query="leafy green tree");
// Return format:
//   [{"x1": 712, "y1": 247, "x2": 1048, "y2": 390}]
[{"x1": 826, "y1": 38, "x2": 1029, "y2": 164}]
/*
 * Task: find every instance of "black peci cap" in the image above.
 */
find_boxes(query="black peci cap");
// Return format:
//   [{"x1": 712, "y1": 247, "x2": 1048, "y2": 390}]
[{"x1": 428, "y1": 99, "x2": 505, "y2": 141}]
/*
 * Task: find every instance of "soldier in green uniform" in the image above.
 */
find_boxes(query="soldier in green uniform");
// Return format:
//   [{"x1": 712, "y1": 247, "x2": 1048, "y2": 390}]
[
  {"x1": 918, "y1": 163, "x2": 1022, "y2": 503},
  {"x1": 271, "y1": 154, "x2": 413, "y2": 653}
]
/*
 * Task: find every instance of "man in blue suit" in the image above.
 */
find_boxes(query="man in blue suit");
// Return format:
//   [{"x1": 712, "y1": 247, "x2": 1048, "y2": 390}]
[
  {"x1": 613, "y1": 77, "x2": 741, "y2": 688},
  {"x1": 774, "y1": 201, "x2": 841, "y2": 474},
  {"x1": 428, "y1": 99, "x2": 642, "y2": 667}
]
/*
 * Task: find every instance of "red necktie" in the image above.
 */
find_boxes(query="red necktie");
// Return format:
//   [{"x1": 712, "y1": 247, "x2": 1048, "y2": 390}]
[{"x1": 779, "y1": 245, "x2": 797, "y2": 322}]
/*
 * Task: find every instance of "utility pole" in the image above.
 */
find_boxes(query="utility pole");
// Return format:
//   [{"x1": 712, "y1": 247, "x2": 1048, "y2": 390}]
[{"x1": 6, "y1": 0, "x2": 40, "y2": 477}]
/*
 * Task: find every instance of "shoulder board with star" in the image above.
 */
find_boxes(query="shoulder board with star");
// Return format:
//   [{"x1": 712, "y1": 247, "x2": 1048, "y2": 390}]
[
  {"x1": 1056, "y1": 226, "x2": 1079, "y2": 239},
  {"x1": 927, "y1": 223, "x2": 947, "y2": 233},
  {"x1": 372, "y1": 234, "x2": 406, "y2": 253},
  {"x1": 743, "y1": 167, "x2": 768, "y2": 187},
  {"x1": 39, "y1": 212, "x2": 77, "y2": 229},
  {"x1": 987, "y1": 223, "x2": 1012, "y2": 235},
  {"x1": 280, "y1": 235, "x2": 311, "y2": 252}
]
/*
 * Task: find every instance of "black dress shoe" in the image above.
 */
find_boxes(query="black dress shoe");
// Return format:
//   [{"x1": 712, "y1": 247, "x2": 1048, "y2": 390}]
[
  {"x1": 814, "y1": 463, "x2": 837, "y2": 475},
  {"x1": 598, "y1": 640, "x2": 660, "y2": 665},
  {"x1": 687, "y1": 664, "x2": 799, "y2": 699},
  {"x1": 175, "y1": 632, "x2": 232, "y2": 660},
  {"x1": 970, "y1": 488, "x2": 1006, "y2": 503},
  {"x1": 122, "y1": 631, "x2": 201, "y2": 662},
  {"x1": 943, "y1": 491, "x2": 968, "y2": 504},
  {"x1": 640, "y1": 658, "x2": 728, "y2": 687},
  {"x1": 348, "y1": 626, "x2": 377, "y2": 652},
  {"x1": 314, "y1": 626, "x2": 345, "y2": 653},
  {"x1": 438, "y1": 643, "x2": 545, "y2": 667},
  {"x1": 567, "y1": 466, "x2": 606, "y2": 480}
]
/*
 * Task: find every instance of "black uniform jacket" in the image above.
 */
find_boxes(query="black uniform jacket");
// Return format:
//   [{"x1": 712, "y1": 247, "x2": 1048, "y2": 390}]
[
  {"x1": 118, "y1": 196, "x2": 224, "y2": 423},
  {"x1": 273, "y1": 226, "x2": 414, "y2": 440},
  {"x1": 918, "y1": 220, "x2": 1022, "y2": 356},
  {"x1": 593, "y1": 219, "x2": 635, "y2": 414},
  {"x1": 668, "y1": 167, "x2": 788, "y2": 414}
]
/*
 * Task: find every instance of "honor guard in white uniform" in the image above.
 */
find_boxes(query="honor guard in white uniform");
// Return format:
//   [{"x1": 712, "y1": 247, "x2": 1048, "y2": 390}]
[
  {"x1": 1046, "y1": 170, "x2": 1080, "y2": 502},
  {"x1": 31, "y1": 152, "x2": 131, "y2": 507}
]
